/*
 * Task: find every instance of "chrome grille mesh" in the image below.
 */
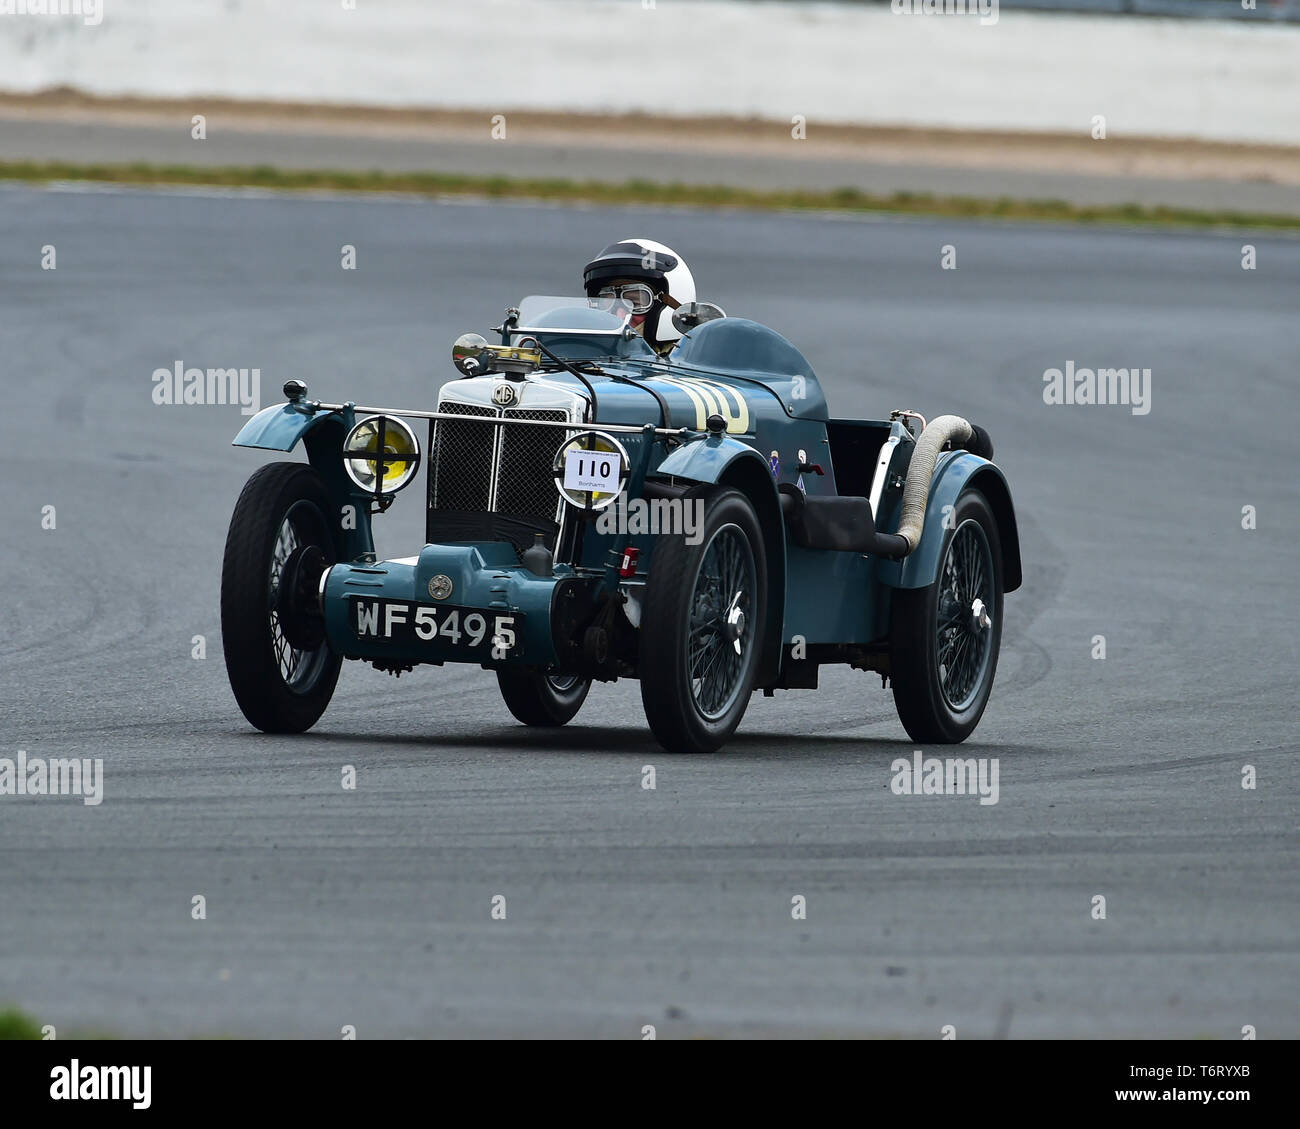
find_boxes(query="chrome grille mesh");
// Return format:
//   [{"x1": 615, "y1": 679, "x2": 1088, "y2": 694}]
[
  {"x1": 429, "y1": 400, "x2": 570, "y2": 526},
  {"x1": 497, "y1": 408, "x2": 569, "y2": 519},
  {"x1": 430, "y1": 402, "x2": 496, "y2": 512}
]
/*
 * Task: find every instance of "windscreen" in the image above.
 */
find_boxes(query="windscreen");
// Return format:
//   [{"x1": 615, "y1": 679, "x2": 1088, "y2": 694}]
[{"x1": 512, "y1": 295, "x2": 634, "y2": 333}]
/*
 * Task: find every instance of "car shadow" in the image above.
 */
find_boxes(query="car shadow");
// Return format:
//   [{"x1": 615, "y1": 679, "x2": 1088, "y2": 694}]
[{"x1": 257, "y1": 725, "x2": 1062, "y2": 762}]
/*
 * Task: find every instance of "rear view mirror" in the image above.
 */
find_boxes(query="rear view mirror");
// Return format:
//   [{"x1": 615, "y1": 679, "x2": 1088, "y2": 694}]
[
  {"x1": 671, "y1": 302, "x2": 726, "y2": 334},
  {"x1": 452, "y1": 333, "x2": 491, "y2": 376}
]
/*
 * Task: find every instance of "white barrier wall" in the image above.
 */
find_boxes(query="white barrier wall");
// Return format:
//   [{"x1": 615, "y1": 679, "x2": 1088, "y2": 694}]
[{"x1": 1, "y1": 0, "x2": 1296, "y2": 144}]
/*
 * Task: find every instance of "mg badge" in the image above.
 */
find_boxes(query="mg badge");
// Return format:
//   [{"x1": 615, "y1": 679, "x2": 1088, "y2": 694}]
[
  {"x1": 492, "y1": 382, "x2": 517, "y2": 407},
  {"x1": 428, "y1": 574, "x2": 453, "y2": 600}
]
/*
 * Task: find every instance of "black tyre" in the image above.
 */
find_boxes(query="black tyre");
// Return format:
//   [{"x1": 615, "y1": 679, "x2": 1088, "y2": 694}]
[
  {"x1": 497, "y1": 671, "x2": 591, "y2": 726},
  {"x1": 221, "y1": 462, "x2": 342, "y2": 733},
  {"x1": 890, "y1": 490, "x2": 1003, "y2": 743},
  {"x1": 639, "y1": 487, "x2": 768, "y2": 753}
]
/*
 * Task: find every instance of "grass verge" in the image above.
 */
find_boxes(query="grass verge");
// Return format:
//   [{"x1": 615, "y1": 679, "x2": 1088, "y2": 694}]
[
  {"x1": 0, "y1": 1007, "x2": 44, "y2": 1040},
  {"x1": 2, "y1": 159, "x2": 1298, "y2": 230}
]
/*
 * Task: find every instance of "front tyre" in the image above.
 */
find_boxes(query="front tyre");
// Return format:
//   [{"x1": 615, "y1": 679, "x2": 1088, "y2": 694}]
[
  {"x1": 890, "y1": 490, "x2": 1003, "y2": 744},
  {"x1": 221, "y1": 462, "x2": 342, "y2": 733},
  {"x1": 640, "y1": 487, "x2": 768, "y2": 753},
  {"x1": 497, "y1": 671, "x2": 591, "y2": 726}
]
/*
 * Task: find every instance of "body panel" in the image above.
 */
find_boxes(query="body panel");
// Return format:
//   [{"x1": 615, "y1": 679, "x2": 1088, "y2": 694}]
[
  {"x1": 233, "y1": 401, "x2": 343, "y2": 452},
  {"x1": 323, "y1": 543, "x2": 562, "y2": 666}
]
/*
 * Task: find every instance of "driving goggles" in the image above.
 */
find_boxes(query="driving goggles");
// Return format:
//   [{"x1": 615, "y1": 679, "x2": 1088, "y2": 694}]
[{"x1": 596, "y1": 283, "x2": 658, "y2": 315}]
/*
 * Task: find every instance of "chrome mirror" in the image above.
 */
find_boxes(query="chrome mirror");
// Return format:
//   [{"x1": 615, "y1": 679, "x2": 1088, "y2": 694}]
[
  {"x1": 671, "y1": 301, "x2": 726, "y2": 334},
  {"x1": 452, "y1": 333, "x2": 491, "y2": 376}
]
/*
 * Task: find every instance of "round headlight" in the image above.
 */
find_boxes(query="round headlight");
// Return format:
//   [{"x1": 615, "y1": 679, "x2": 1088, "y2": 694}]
[
  {"x1": 552, "y1": 431, "x2": 630, "y2": 511},
  {"x1": 343, "y1": 414, "x2": 421, "y2": 495}
]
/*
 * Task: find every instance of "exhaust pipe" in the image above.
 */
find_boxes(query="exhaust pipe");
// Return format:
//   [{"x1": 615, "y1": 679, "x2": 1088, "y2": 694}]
[{"x1": 894, "y1": 415, "x2": 993, "y2": 554}]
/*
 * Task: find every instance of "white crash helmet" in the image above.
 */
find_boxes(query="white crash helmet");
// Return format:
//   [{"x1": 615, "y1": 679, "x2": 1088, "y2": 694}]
[{"x1": 582, "y1": 237, "x2": 696, "y2": 352}]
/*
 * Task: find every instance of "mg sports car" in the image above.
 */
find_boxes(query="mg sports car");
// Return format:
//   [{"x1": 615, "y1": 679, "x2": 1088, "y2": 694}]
[{"x1": 221, "y1": 293, "x2": 1021, "y2": 752}]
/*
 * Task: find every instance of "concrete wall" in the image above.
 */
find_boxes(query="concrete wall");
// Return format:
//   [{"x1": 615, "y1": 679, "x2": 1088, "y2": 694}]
[{"x1": 1, "y1": 0, "x2": 1296, "y2": 144}]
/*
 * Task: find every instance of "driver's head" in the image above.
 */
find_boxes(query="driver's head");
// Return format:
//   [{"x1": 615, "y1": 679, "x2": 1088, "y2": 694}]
[{"x1": 583, "y1": 238, "x2": 695, "y2": 353}]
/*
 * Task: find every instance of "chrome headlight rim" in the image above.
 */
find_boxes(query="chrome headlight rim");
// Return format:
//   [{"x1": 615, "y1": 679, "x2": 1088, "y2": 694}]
[
  {"x1": 342, "y1": 413, "x2": 422, "y2": 495},
  {"x1": 552, "y1": 430, "x2": 630, "y2": 512}
]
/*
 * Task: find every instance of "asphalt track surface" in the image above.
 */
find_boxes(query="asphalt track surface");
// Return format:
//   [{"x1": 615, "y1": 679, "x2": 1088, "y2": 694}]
[
  {"x1": 1, "y1": 183, "x2": 1297, "y2": 1038},
  {"x1": 7, "y1": 117, "x2": 1300, "y2": 217}
]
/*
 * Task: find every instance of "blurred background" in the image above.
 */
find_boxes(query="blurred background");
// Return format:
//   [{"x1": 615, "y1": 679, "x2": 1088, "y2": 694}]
[{"x1": 1, "y1": 0, "x2": 1298, "y2": 215}]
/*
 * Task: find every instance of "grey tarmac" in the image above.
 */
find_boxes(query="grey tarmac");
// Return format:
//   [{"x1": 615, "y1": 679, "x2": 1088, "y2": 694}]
[{"x1": 0, "y1": 184, "x2": 1296, "y2": 1037}]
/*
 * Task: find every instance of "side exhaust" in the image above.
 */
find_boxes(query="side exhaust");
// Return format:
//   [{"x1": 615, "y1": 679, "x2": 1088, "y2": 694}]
[{"x1": 894, "y1": 415, "x2": 993, "y2": 554}]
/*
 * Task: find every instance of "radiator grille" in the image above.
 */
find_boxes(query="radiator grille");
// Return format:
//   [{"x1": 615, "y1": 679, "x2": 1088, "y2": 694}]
[
  {"x1": 497, "y1": 408, "x2": 570, "y2": 519},
  {"x1": 430, "y1": 402, "x2": 496, "y2": 513},
  {"x1": 428, "y1": 401, "x2": 571, "y2": 534}
]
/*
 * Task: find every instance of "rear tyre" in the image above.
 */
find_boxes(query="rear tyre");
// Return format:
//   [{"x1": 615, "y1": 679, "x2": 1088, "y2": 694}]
[
  {"x1": 497, "y1": 671, "x2": 591, "y2": 726},
  {"x1": 221, "y1": 462, "x2": 342, "y2": 733},
  {"x1": 639, "y1": 487, "x2": 767, "y2": 753},
  {"x1": 890, "y1": 490, "x2": 1003, "y2": 744}
]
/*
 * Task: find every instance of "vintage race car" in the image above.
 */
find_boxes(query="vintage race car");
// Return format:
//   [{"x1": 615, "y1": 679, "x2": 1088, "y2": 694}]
[{"x1": 221, "y1": 293, "x2": 1021, "y2": 752}]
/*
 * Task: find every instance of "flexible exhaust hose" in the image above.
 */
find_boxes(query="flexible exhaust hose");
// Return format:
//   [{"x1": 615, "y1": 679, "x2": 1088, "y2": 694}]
[{"x1": 894, "y1": 414, "x2": 974, "y2": 554}]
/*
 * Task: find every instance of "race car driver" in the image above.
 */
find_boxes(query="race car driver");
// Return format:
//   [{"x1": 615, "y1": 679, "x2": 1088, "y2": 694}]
[{"x1": 582, "y1": 238, "x2": 696, "y2": 355}]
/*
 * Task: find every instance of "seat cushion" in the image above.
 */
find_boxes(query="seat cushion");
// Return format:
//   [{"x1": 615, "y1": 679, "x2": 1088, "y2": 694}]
[{"x1": 779, "y1": 484, "x2": 881, "y2": 553}]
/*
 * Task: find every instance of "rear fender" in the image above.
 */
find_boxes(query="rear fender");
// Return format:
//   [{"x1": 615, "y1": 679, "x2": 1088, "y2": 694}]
[{"x1": 878, "y1": 452, "x2": 1022, "y2": 592}]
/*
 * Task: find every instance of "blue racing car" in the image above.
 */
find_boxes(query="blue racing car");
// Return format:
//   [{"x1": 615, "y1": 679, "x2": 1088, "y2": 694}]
[{"x1": 221, "y1": 243, "x2": 1020, "y2": 753}]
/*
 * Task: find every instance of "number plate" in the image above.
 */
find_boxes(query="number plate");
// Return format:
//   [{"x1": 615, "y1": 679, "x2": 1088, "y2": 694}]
[
  {"x1": 351, "y1": 597, "x2": 521, "y2": 654},
  {"x1": 563, "y1": 448, "x2": 621, "y2": 494}
]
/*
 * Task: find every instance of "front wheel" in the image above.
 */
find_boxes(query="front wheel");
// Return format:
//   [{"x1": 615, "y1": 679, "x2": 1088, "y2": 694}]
[
  {"x1": 890, "y1": 490, "x2": 1003, "y2": 744},
  {"x1": 221, "y1": 461, "x2": 342, "y2": 733},
  {"x1": 639, "y1": 487, "x2": 768, "y2": 753},
  {"x1": 497, "y1": 671, "x2": 591, "y2": 726}
]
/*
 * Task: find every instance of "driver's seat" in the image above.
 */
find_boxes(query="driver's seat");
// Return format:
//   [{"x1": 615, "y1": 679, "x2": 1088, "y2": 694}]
[{"x1": 778, "y1": 484, "x2": 908, "y2": 559}]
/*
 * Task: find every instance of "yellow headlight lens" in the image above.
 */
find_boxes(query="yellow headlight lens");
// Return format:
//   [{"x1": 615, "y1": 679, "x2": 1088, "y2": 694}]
[{"x1": 343, "y1": 414, "x2": 421, "y2": 494}]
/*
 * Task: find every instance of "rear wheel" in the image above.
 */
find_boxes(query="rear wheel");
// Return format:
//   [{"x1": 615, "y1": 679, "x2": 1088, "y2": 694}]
[
  {"x1": 497, "y1": 671, "x2": 591, "y2": 726},
  {"x1": 640, "y1": 487, "x2": 767, "y2": 753},
  {"x1": 890, "y1": 490, "x2": 1003, "y2": 743},
  {"x1": 221, "y1": 462, "x2": 342, "y2": 733}
]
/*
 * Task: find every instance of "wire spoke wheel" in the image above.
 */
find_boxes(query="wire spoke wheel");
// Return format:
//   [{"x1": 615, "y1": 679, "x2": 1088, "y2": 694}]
[
  {"x1": 496, "y1": 668, "x2": 591, "y2": 726},
  {"x1": 640, "y1": 488, "x2": 768, "y2": 753},
  {"x1": 935, "y1": 518, "x2": 994, "y2": 711},
  {"x1": 222, "y1": 462, "x2": 343, "y2": 734},
  {"x1": 266, "y1": 503, "x2": 330, "y2": 691},
  {"x1": 687, "y1": 524, "x2": 756, "y2": 721},
  {"x1": 889, "y1": 490, "x2": 1003, "y2": 744}
]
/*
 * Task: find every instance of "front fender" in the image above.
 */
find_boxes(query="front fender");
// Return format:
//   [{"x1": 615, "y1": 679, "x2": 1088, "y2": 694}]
[
  {"x1": 232, "y1": 402, "x2": 376, "y2": 562},
  {"x1": 878, "y1": 452, "x2": 1022, "y2": 593},
  {"x1": 233, "y1": 402, "x2": 348, "y2": 452},
  {"x1": 651, "y1": 433, "x2": 766, "y2": 485}
]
